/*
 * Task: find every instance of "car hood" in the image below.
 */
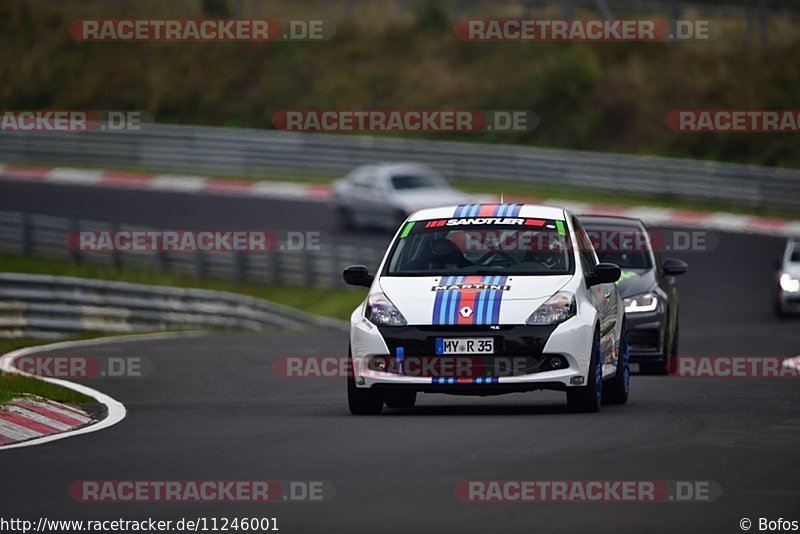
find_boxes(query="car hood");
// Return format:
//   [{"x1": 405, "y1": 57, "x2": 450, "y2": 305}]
[
  {"x1": 615, "y1": 269, "x2": 656, "y2": 298},
  {"x1": 378, "y1": 275, "x2": 572, "y2": 325},
  {"x1": 394, "y1": 189, "x2": 472, "y2": 212}
]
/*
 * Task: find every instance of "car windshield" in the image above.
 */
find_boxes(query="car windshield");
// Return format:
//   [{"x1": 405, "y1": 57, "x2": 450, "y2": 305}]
[
  {"x1": 791, "y1": 244, "x2": 800, "y2": 263},
  {"x1": 390, "y1": 173, "x2": 447, "y2": 190},
  {"x1": 581, "y1": 223, "x2": 653, "y2": 269},
  {"x1": 385, "y1": 218, "x2": 575, "y2": 276}
]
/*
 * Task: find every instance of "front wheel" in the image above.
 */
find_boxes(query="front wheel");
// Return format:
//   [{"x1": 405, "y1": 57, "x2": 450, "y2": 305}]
[
  {"x1": 602, "y1": 322, "x2": 629, "y2": 405},
  {"x1": 567, "y1": 331, "x2": 602, "y2": 413},
  {"x1": 347, "y1": 348, "x2": 383, "y2": 415},
  {"x1": 665, "y1": 321, "x2": 679, "y2": 375},
  {"x1": 347, "y1": 375, "x2": 383, "y2": 414},
  {"x1": 384, "y1": 390, "x2": 416, "y2": 409}
]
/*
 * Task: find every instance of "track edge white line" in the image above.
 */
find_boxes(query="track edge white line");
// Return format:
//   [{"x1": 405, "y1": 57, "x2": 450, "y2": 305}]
[{"x1": 0, "y1": 330, "x2": 207, "y2": 450}]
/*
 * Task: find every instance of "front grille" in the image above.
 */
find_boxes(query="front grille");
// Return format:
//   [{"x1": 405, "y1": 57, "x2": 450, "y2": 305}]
[
  {"x1": 628, "y1": 328, "x2": 661, "y2": 351},
  {"x1": 368, "y1": 353, "x2": 566, "y2": 378},
  {"x1": 376, "y1": 324, "x2": 560, "y2": 377}
]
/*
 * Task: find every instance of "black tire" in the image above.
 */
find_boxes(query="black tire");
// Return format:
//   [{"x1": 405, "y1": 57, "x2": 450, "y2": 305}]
[
  {"x1": 670, "y1": 322, "x2": 679, "y2": 358},
  {"x1": 775, "y1": 300, "x2": 789, "y2": 319},
  {"x1": 666, "y1": 321, "x2": 679, "y2": 375},
  {"x1": 347, "y1": 375, "x2": 383, "y2": 414},
  {"x1": 347, "y1": 348, "x2": 383, "y2": 415},
  {"x1": 384, "y1": 390, "x2": 417, "y2": 409},
  {"x1": 602, "y1": 322, "x2": 630, "y2": 405},
  {"x1": 647, "y1": 325, "x2": 674, "y2": 376},
  {"x1": 567, "y1": 330, "x2": 602, "y2": 413}
]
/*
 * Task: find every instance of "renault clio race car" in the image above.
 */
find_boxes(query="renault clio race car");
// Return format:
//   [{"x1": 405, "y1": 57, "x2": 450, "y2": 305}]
[{"x1": 343, "y1": 203, "x2": 629, "y2": 414}]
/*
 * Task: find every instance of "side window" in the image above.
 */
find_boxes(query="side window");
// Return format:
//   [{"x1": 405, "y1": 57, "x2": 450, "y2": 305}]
[
  {"x1": 646, "y1": 223, "x2": 663, "y2": 274},
  {"x1": 354, "y1": 169, "x2": 384, "y2": 194},
  {"x1": 572, "y1": 217, "x2": 598, "y2": 273},
  {"x1": 348, "y1": 170, "x2": 366, "y2": 189},
  {"x1": 352, "y1": 170, "x2": 381, "y2": 194}
]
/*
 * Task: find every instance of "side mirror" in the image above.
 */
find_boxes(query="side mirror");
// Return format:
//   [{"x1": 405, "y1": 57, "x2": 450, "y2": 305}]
[
  {"x1": 662, "y1": 258, "x2": 688, "y2": 276},
  {"x1": 343, "y1": 265, "x2": 374, "y2": 287},
  {"x1": 586, "y1": 263, "x2": 621, "y2": 286}
]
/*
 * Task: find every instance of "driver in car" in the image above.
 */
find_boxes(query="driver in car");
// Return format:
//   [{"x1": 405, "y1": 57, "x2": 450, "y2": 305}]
[{"x1": 407, "y1": 238, "x2": 473, "y2": 271}]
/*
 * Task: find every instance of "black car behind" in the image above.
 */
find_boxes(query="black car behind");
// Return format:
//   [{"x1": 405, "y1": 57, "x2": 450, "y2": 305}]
[{"x1": 579, "y1": 215, "x2": 687, "y2": 374}]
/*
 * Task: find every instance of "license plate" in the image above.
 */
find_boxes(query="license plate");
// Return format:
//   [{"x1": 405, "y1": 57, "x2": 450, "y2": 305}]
[{"x1": 435, "y1": 338, "x2": 494, "y2": 355}]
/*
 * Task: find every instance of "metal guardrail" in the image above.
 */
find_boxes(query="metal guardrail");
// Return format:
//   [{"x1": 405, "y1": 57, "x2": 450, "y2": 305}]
[
  {"x1": 0, "y1": 272, "x2": 348, "y2": 339},
  {"x1": 2, "y1": 124, "x2": 799, "y2": 211},
  {"x1": 0, "y1": 210, "x2": 384, "y2": 290}
]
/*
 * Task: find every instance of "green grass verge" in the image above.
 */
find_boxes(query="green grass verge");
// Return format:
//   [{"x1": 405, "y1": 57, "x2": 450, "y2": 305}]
[
  {"x1": 0, "y1": 335, "x2": 109, "y2": 405},
  {"x1": 0, "y1": 254, "x2": 365, "y2": 321}
]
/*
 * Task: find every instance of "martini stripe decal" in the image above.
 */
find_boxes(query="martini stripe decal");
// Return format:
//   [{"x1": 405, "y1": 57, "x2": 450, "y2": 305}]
[
  {"x1": 432, "y1": 274, "x2": 509, "y2": 325},
  {"x1": 452, "y1": 204, "x2": 525, "y2": 219}
]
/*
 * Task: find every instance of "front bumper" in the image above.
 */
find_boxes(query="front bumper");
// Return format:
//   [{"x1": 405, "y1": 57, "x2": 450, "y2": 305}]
[
  {"x1": 625, "y1": 309, "x2": 667, "y2": 362},
  {"x1": 350, "y1": 318, "x2": 595, "y2": 392},
  {"x1": 777, "y1": 290, "x2": 800, "y2": 313}
]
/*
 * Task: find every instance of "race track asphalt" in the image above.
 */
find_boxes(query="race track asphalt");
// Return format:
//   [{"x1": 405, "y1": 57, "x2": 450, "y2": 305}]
[{"x1": 0, "y1": 180, "x2": 798, "y2": 533}]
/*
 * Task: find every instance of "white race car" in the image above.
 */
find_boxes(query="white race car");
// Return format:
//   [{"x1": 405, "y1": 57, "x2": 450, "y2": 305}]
[
  {"x1": 331, "y1": 163, "x2": 473, "y2": 231},
  {"x1": 343, "y1": 203, "x2": 629, "y2": 414},
  {"x1": 774, "y1": 238, "x2": 800, "y2": 317}
]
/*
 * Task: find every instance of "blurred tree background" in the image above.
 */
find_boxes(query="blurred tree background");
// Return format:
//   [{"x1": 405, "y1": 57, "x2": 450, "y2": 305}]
[{"x1": 1, "y1": 0, "x2": 798, "y2": 167}]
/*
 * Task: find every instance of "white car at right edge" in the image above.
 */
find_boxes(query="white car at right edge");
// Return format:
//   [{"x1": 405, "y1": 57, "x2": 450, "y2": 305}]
[
  {"x1": 342, "y1": 202, "x2": 629, "y2": 414},
  {"x1": 775, "y1": 238, "x2": 800, "y2": 317}
]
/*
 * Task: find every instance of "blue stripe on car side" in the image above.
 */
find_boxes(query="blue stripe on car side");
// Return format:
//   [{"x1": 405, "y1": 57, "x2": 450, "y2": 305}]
[
  {"x1": 494, "y1": 275, "x2": 507, "y2": 323},
  {"x1": 475, "y1": 286, "x2": 486, "y2": 325},
  {"x1": 435, "y1": 276, "x2": 451, "y2": 325},
  {"x1": 484, "y1": 276, "x2": 495, "y2": 324},
  {"x1": 447, "y1": 276, "x2": 463, "y2": 324}
]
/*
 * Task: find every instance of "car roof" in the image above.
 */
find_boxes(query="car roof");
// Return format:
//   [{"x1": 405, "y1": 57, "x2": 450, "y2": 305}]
[
  {"x1": 578, "y1": 214, "x2": 646, "y2": 228},
  {"x1": 357, "y1": 162, "x2": 438, "y2": 175},
  {"x1": 409, "y1": 203, "x2": 567, "y2": 221}
]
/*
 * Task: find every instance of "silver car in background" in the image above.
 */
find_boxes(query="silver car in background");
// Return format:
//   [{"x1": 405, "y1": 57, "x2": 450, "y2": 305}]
[
  {"x1": 331, "y1": 163, "x2": 473, "y2": 231},
  {"x1": 775, "y1": 238, "x2": 800, "y2": 317}
]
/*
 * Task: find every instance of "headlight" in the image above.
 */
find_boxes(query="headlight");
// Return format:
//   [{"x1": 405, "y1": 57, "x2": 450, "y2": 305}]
[
  {"x1": 780, "y1": 273, "x2": 800, "y2": 292},
  {"x1": 366, "y1": 292, "x2": 407, "y2": 326},
  {"x1": 526, "y1": 291, "x2": 576, "y2": 325},
  {"x1": 624, "y1": 292, "x2": 658, "y2": 313}
]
